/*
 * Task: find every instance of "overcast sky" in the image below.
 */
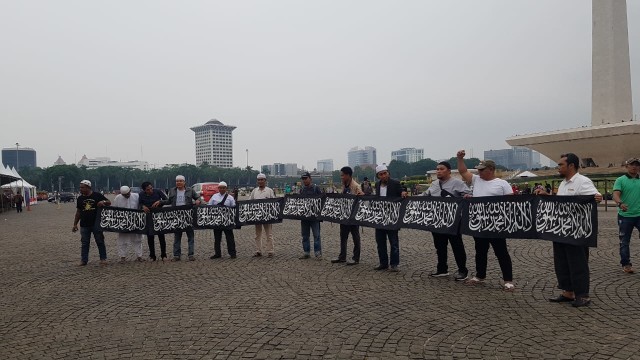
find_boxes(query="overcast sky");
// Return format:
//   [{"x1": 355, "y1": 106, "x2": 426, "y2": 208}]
[{"x1": 1, "y1": 0, "x2": 639, "y2": 170}]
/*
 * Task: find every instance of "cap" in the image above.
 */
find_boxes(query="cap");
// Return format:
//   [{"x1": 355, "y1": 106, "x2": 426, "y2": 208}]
[
  {"x1": 626, "y1": 157, "x2": 640, "y2": 165},
  {"x1": 475, "y1": 160, "x2": 496, "y2": 170},
  {"x1": 120, "y1": 186, "x2": 130, "y2": 194},
  {"x1": 300, "y1": 171, "x2": 311, "y2": 179},
  {"x1": 176, "y1": 175, "x2": 185, "y2": 181},
  {"x1": 375, "y1": 164, "x2": 388, "y2": 174},
  {"x1": 257, "y1": 173, "x2": 266, "y2": 179},
  {"x1": 80, "y1": 180, "x2": 91, "y2": 188},
  {"x1": 218, "y1": 181, "x2": 227, "y2": 187}
]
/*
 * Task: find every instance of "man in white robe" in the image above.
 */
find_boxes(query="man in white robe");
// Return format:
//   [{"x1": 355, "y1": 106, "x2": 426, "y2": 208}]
[{"x1": 113, "y1": 186, "x2": 144, "y2": 262}]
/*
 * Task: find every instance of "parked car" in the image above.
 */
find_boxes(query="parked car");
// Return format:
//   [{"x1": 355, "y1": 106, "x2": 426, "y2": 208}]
[
  {"x1": 192, "y1": 182, "x2": 219, "y2": 203},
  {"x1": 48, "y1": 192, "x2": 76, "y2": 203}
]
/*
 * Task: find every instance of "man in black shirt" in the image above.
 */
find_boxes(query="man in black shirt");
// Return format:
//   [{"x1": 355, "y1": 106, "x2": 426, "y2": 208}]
[
  {"x1": 139, "y1": 181, "x2": 168, "y2": 261},
  {"x1": 72, "y1": 180, "x2": 111, "y2": 266}
]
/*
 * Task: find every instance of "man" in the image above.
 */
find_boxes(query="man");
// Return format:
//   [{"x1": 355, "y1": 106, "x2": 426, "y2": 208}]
[
  {"x1": 536, "y1": 153, "x2": 602, "y2": 307},
  {"x1": 13, "y1": 191, "x2": 23, "y2": 213},
  {"x1": 250, "y1": 173, "x2": 276, "y2": 257},
  {"x1": 612, "y1": 158, "x2": 640, "y2": 274},
  {"x1": 160, "y1": 175, "x2": 201, "y2": 261},
  {"x1": 422, "y1": 161, "x2": 470, "y2": 280},
  {"x1": 113, "y1": 186, "x2": 144, "y2": 262},
  {"x1": 332, "y1": 166, "x2": 364, "y2": 265},
  {"x1": 139, "y1": 181, "x2": 168, "y2": 261},
  {"x1": 457, "y1": 151, "x2": 515, "y2": 291},
  {"x1": 72, "y1": 180, "x2": 111, "y2": 266},
  {"x1": 298, "y1": 172, "x2": 323, "y2": 259},
  {"x1": 362, "y1": 177, "x2": 373, "y2": 195},
  {"x1": 373, "y1": 165, "x2": 407, "y2": 271},
  {"x1": 208, "y1": 181, "x2": 237, "y2": 259}
]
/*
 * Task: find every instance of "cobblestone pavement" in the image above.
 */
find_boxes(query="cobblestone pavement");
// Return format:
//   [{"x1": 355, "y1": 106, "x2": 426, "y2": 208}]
[{"x1": 1, "y1": 201, "x2": 639, "y2": 359}]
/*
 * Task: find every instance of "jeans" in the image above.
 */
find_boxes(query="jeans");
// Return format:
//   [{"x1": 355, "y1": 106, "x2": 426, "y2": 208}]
[
  {"x1": 338, "y1": 224, "x2": 360, "y2": 262},
  {"x1": 213, "y1": 229, "x2": 236, "y2": 256},
  {"x1": 553, "y1": 242, "x2": 590, "y2": 298},
  {"x1": 80, "y1": 225, "x2": 107, "y2": 263},
  {"x1": 173, "y1": 228, "x2": 195, "y2": 257},
  {"x1": 301, "y1": 220, "x2": 321, "y2": 255},
  {"x1": 375, "y1": 229, "x2": 400, "y2": 267},
  {"x1": 433, "y1": 232, "x2": 467, "y2": 274},
  {"x1": 473, "y1": 237, "x2": 513, "y2": 281},
  {"x1": 146, "y1": 233, "x2": 167, "y2": 260},
  {"x1": 618, "y1": 215, "x2": 640, "y2": 266}
]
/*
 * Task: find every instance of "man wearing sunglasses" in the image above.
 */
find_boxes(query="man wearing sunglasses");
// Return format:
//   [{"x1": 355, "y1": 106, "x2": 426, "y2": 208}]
[{"x1": 422, "y1": 161, "x2": 470, "y2": 281}]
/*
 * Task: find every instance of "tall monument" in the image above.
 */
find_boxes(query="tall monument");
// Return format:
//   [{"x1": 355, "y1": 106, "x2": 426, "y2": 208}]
[{"x1": 507, "y1": 0, "x2": 638, "y2": 166}]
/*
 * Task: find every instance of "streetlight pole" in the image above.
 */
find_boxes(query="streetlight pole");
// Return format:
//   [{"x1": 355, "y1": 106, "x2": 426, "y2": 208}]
[
  {"x1": 15, "y1": 142, "x2": 19, "y2": 170},
  {"x1": 246, "y1": 149, "x2": 249, "y2": 169}
]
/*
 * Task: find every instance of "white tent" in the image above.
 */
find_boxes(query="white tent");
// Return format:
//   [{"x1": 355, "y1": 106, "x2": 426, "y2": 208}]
[
  {"x1": 515, "y1": 171, "x2": 539, "y2": 178},
  {"x1": 1, "y1": 167, "x2": 38, "y2": 206}
]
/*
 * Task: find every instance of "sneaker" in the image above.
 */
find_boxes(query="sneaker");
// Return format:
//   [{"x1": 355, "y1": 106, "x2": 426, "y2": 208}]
[
  {"x1": 99, "y1": 260, "x2": 108, "y2": 266},
  {"x1": 171, "y1": 257, "x2": 181, "y2": 262},
  {"x1": 210, "y1": 254, "x2": 222, "y2": 259},
  {"x1": 464, "y1": 276, "x2": 485, "y2": 285},
  {"x1": 389, "y1": 266, "x2": 399, "y2": 272},
  {"x1": 188, "y1": 255, "x2": 196, "y2": 261},
  {"x1": 229, "y1": 255, "x2": 237, "y2": 259},
  {"x1": 454, "y1": 271, "x2": 469, "y2": 281},
  {"x1": 315, "y1": 254, "x2": 323, "y2": 260},
  {"x1": 346, "y1": 260, "x2": 359, "y2": 266},
  {"x1": 430, "y1": 271, "x2": 449, "y2": 277},
  {"x1": 78, "y1": 261, "x2": 87, "y2": 266},
  {"x1": 331, "y1": 258, "x2": 346, "y2": 263},
  {"x1": 623, "y1": 265, "x2": 635, "y2": 274},
  {"x1": 299, "y1": 254, "x2": 311, "y2": 259}
]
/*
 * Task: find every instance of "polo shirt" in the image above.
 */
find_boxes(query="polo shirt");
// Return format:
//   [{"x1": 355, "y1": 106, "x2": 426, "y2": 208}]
[
  {"x1": 557, "y1": 173, "x2": 599, "y2": 196},
  {"x1": 613, "y1": 174, "x2": 640, "y2": 217}
]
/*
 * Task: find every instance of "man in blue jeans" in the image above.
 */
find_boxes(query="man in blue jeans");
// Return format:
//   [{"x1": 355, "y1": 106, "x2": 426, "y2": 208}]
[
  {"x1": 298, "y1": 172, "x2": 323, "y2": 260},
  {"x1": 613, "y1": 157, "x2": 640, "y2": 274},
  {"x1": 72, "y1": 180, "x2": 111, "y2": 266}
]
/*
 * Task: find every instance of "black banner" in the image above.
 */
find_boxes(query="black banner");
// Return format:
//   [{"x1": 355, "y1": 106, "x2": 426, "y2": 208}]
[
  {"x1": 237, "y1": 198, "x2": 284, "y2": 226},
  {"x1": 151, "y1": 205, "x2": 194, "y2": 234},
  {"x1": 194, "y1": 205, "x2": 238, "y2": 230},
  {"x1": 320, "y1": 194, "x2": 358, "y2": 225},
  {"x1": 461, "y1": 195, "x2": 537, "y2": 239},
  {"x1": 351, "y1": 196, "x2": 404, "y2": 230},
  {"x1": 97, "y1": 207, "x2": 148, "y2": 234},
  {"x1": 535, "y1": 195, "x2": 598, "y2": 247},
  {"x1": 281, "y1": 195, "x2": 325, "y2": 221},
  {"x1": 401, "y1": 196, "x2": 462, "y2": 235}
]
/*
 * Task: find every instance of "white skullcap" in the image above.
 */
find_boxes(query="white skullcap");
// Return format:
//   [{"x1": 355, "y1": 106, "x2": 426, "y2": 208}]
[
  {"x1": 120, "y1": 186, "x2": 130, "y2": 194},
  {"x1": 80, "y1": 180, "x2": 92, "y2": 187},
  {"x1": 257, "y1": 173, "x2": 266, "y2": 179},
  {"x1": 375, "y1": 164, "x2": 388, "y2": 174},
  {"x1": 176, "y1": 175, "x2": 185, "y2": 181},
  {"x1": 218, "y1": 181, "x2": 227, "y2": 187}
]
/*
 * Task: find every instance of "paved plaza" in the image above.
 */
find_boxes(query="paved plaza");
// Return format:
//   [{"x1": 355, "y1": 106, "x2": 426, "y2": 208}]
[{"x1": 1, "y1": 200, "x2": 639, "y2": 359}]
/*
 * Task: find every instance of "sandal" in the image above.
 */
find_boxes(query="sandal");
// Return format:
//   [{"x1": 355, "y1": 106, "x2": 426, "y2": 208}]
[{"x1": 503, "y1": 282, "x2": 515, "y2": 292}]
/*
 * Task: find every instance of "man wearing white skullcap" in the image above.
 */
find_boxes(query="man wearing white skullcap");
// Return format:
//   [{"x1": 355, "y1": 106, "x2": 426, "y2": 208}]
[
  {"x1": 73, "y1": 179, "x2": 111, "y2": 266},
  {"x1": 207, "y1": 181, "x2": 237, "y2": 259},
  {"x1": 112, "y1": 186, "x2": 144, "y2": 262},
  {"x1": 373, "y1": 164, "x2": 407, "y2": 272},
  {"x1": 159, "y1": 175, "x2": 201, "y2": 261},
  {"x1": 250, "y1": 173, "x2": 276, "y2": 257}
]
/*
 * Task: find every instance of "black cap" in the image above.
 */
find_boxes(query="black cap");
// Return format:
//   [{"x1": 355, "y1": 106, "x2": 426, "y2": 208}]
[{"x1": 300, "y1": 171, "x2": 311, "y2": 179}]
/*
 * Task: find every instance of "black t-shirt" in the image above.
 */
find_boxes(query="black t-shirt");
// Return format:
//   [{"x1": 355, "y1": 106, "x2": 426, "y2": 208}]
[{"x1": 76, "y1": 192, "x2": 108, "y2": 227}]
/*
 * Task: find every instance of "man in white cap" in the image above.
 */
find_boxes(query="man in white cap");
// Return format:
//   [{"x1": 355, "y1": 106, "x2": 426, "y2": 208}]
[
  {"x1": 207, "y1": 181, "x2": 237, "y2": 259},
  {"x1": 160, "y1": 175, "x2": 201, "y2": 261},
  {"x1": 250, "y1": 173, "x2": 276, "y2": 257},
  {"x1": 373, "y1": 164, "x2": 407, "y2": 272},
  {"x1": 112, "y1": 186, "x2": 144, "y2": 262},
  {"x1": 72, "y1": 180, "x2": 111, "y2": 266}
]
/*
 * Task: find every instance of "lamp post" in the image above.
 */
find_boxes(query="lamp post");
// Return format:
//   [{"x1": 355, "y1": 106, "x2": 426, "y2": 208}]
[
  {"x1": 246, "y1": 149, "x2": 249, "y2": 186},
  {"x1": 15, "y1": 142, "x2": 19, "y2": 170}
]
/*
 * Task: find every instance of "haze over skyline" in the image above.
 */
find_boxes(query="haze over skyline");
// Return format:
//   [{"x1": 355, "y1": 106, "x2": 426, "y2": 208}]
[{"x1": 2, "y1": 1, "x2": 639, "y2": 171}]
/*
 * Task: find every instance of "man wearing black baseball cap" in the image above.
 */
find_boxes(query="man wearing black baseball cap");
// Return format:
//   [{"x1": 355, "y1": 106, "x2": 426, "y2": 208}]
[{"x1": 613, "y1": 157, "x2": 640, "y2": 274}]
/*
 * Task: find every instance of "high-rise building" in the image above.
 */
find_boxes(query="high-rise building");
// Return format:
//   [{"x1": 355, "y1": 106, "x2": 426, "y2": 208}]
[
  {"x1": 2, "y1": 146, "x2": 36, "y2": 170},
  {"x1": 391, "y1": 148, "x2": 424, "y2": 163},
  {"x1": 484, "y1": 147, "x2": 542, "y2": 170},
  {"x1": 348, "y1": 146, "x2": 377, "y2": 168},
  {"x1": 317, "y1": 159, "x2": 334, "y2": 173},
  {"x1": 77, "y1": 155, "x2": 150, "y2": 171},
  {"x1": 261, "y1": 163, "x2": 298, "y2": 176},
  {"x1": 190, "y1": 119, "x2": 236, "y2": 168}
]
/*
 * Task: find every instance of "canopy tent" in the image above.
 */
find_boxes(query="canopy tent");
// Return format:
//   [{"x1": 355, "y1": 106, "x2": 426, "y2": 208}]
[
  {"x1": 515, "y1": 171, "x2": 539, "y2": 178},
  {"x1": 0, "y1": 163, "x2": 19, "y2": 186},
  {"x1": 1, "y1": 165, "x2": 37, "y2": 206}
]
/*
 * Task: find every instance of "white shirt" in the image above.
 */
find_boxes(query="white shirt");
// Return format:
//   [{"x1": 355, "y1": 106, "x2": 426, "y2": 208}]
[
  {"x1": 208, "y1": 192, "x2": 236, "y2": 207},
  {"x1": 112, "y1": 193, "x2": 140, "y2": 209},
  {"x1": 471, "y1": 174, "x2": 513, "y2": 197},
  {"x1": 557, "y1": 173, "x2": 599, "y2": 196},
  {"x1": 379, "y1": 185, "x2": 388, "y2": 197},
  {"x1": 176, "y1": 190, "x2": 186, "y2": 206},
  {"x1": 250, "y1": 186, "x2": 275, "y2": 200}
]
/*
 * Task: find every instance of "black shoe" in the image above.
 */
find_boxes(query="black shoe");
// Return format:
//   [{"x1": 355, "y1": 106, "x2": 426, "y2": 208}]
[
  {"x1": 454, "y1": 271, "x2": 469, "y2": 281},
  {"x1": 571, "y1": 297, "x2": 591, "y2": 307},
  {"x1": 188, "y1": 255, "x2": 195, "y2": 261},
  {"x1": 253, "y1": 252, "x2": 262, "y2": 257},
  {"x1": 549, "y1": 295, "x2": 574, "y2": 303},
  {"x1": 374, "y1": 265, "x2": 388, "y2": 271},
  {"x1": 299, "y1": 254, "x2": 311, "y2": 259},
  {"x1": 346, "y1": 260, "x2": 359, "y2": 266},
  {"x1": 229, "y1": 255, "x2": 237, "y2": 259},
  {"x1": 389, "y1": 266, "x2": 399, "y2": 272},
  {"x1": 331, "y1": 259, "x2": 346, "y2": 263},
  {"x1": 210, "y1": 254, "x2": 221, "y2": 259},
  {"x1": 430, "y1": 271, "x2": 449, "y2": 278}
]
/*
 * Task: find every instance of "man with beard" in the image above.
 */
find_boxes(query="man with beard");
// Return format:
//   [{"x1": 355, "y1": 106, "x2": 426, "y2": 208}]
[{"x1": 373, "y1": 164, "x2": 407, "y2": 272}]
